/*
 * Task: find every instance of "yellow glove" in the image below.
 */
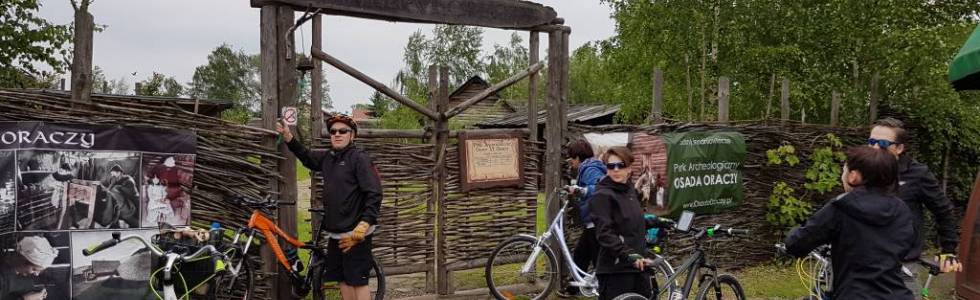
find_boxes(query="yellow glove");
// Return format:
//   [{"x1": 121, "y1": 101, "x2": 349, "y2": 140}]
[
  {"x1": 340, "y1": 221, "x2": 371, "y2": 253},
  {"x1": 351, "y1": 221, "x2": 370, "y2": 242}
]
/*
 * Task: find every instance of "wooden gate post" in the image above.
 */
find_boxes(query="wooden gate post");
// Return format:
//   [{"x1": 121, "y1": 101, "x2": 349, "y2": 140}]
[
  {"x1": 424, "y1": 64, "x2": 439, "y2": 293},
  {"x1": 528, "y1": 31, "x2": 540, "y2": 142},
  {"x1": 434, "y1": 66, "x2": 452, "y2": 295},
  {"x1": 260, "y1": 6, "x2": 299, "y2": 299},
  {"x1": 71, "y1": 1, "x2": 94, "y2": 105},
  {"x1": 543, "y1": 28, "x2": 567, "y2": 290}
]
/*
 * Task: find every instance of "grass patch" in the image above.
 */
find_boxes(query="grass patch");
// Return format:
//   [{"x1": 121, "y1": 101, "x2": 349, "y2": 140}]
[
  {"x1": 737, "y1": 263, "x2": 808, "y2": 299},
  {"x1": 297, "y1": 159, "x2": 311, "y2": 181}
]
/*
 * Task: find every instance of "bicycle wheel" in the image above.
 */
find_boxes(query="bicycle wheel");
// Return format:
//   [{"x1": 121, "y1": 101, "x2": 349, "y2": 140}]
[
  {"x1": 310, "y1": 254, "x2": 386, "y2": 300},
  {"x1": 209, "y1": 246, "x2": 254, "y2": 300},
  {"x1": 695, "y1": 274, "x2": 745, "y2": 300},
  {"x1": 613, "y1": 292, "x2": 650, "y2": 300},
  {"x1": 646, "y1": 256, "x2": 675, "y2": 300},
  {"x1": 484, "y1": 235, "x2": 559, "y2": 300}
]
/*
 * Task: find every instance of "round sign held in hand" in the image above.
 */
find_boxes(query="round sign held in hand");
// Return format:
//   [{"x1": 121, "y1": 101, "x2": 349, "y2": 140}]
[{"x1": 281, "y1": 107, "x2": 298, "y2": 126}]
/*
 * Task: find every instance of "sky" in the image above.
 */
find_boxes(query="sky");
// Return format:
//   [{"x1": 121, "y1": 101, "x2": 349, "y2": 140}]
[{"x1": 38, "y1": 0, "x2": 617, "y2": 114}]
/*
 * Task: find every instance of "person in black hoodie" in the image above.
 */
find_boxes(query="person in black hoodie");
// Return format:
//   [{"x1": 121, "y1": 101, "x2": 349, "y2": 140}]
[
  {"x1": 277, "y1": 114, "x2": 382, "y2": 300},
  {"x1": 785, "y1": 146, "x2": 916, "y2": 299},
  {"x1": 589, "y1": 146, "x2": 656, "y2": 300}
]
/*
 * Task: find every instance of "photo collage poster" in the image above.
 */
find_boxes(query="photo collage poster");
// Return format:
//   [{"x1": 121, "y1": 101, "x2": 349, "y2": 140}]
[{"x1": 0, "y1": 121, "x2": 196, "y2": 299}]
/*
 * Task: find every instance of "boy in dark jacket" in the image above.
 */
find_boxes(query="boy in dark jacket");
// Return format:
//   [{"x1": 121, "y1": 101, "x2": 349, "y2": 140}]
[
  {"x1": 277, "y1": 114, "x2": 382, "y2": 300},
  {"x1": 561, "y1": 140, "x2": 607, "y2": 297},
  {"x1": 785, "y1": 147, "x2": 916, "y2": 299}
]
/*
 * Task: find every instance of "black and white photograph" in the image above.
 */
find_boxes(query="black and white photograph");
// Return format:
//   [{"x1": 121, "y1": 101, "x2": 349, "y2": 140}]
[
  {"x1": 17, "y1": 151, "x2": 142, "y2": 230},
  {"x1": 71, "y1": 230, "x2": 156, "y2": 300},
  {"x1": 0, "y1": 232, "x2": 72, "y2": 300},
  {"x1": 141, "y1": 153, "x2": 195, "y2": 227},
  {"x1": 0, "y1": 151, "x2": 16, "y2": 234}
]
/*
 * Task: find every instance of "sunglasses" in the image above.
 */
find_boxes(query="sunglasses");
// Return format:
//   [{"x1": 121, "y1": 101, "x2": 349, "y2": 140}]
[
  {"x1": 330, "y1": 128, "x2": 353, "y2": 135},
  {"x1": 605, "y1": 162, "x2": 629, "y2": 170},
  {"x1": 867, "y1": 138, "x2": 897, "y2": 148}
]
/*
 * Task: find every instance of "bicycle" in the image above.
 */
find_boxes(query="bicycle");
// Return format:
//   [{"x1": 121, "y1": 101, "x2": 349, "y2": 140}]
[
  {"x1": 483, "y1": 188, "x2": 675, "y2": 300},
  {"x1": 774, "y1": 243, "x2": 944, "y2": 300},
  {"x1": 224, "y1": 196, "x2": 385, "y2": 300},
  {"x1": 616, "y1": 211, "x2": 749, "y2": 300},
  {"x1": 82, "y1": 231, "x2": 247, "y2": 300},
  {"x1": 774, "y1": 243, "x2": 831, "y2": 300}
]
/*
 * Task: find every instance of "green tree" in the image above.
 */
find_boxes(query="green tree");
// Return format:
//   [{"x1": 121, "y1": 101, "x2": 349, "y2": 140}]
[
  {"x1": 386, "y1": 25, "x2": 486, "y2": 129},
  {"x1": 188, "y1": 44, "x2": 260, "y2": 123},
  {"x1": 485, "y1": 33, "x2": 531, "y2": 101},
  {"x1": 367, "y1": 91, "x2": 392, "y2": 118},
  {"x1": 0, "y1": 0, "x2": 72, "y2": 88},
  {"x1": 92, "y1": 66, "x2": 130, "y2": 94},
  {"x1": 591, "y1": 0, "x2": 980, "y2": 206},
  {"x1": 136, "y1": 72, "x2": 183, "y2": 97}
]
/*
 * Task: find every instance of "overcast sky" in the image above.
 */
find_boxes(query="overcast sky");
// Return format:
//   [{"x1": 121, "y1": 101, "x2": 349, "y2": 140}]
[{"x1": 39, "y1": 0, "x2": 616, "y2": 113}]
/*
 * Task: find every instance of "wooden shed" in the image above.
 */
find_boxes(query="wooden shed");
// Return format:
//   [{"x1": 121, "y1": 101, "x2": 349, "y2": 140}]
[{"x1": 448, "y1": 76, "x2": 517, "y2": 126}]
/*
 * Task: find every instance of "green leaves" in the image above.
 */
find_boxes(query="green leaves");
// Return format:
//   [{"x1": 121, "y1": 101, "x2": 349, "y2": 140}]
[
  {"x1": 803, "y1": 134, "x2": 846, "y2": 194},
  {"x1": 766, "y1": 181, "x2": 812, "y2": 228},
  {"x1": 0, "y1": 0, "x2": 72, "y2": 87},
  {"x1": 765, "y1": 134, "x2": 846, "y2": 229},
  {"x1": 766, "y1": 144, "x2": 798, "y2": 166}
]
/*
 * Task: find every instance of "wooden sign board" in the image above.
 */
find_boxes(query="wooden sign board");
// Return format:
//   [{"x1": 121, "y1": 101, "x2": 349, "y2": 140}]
[
  {"x1": 458, "y1": 132, "x2": 524, "y2": 192},
  {"x1": 957, "y1": 172, "x2": 980, "y2": 298}
]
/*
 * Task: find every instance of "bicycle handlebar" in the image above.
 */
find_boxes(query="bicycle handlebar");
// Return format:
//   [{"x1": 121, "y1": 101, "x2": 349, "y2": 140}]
[
  {"x1": 692, "y1": 225, "x2": 749, "y2": 239},
  {"x1": 82, "y1": 232, "x2": 122, "y2": 256},
  {"x1": 919, "y1": 258, "x2": 941, "y2": 276},
  {"x1": 83, "y1": 233, "x2": 220, "y2": 263},
  {"x1": 229, "y1": 195, "x2": 280, "y2": 210}
]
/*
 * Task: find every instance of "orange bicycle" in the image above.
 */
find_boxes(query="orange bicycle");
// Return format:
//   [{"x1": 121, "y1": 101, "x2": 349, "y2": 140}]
[{"x1": 224, "y1": 196, "x2": 386, "y2": 299}]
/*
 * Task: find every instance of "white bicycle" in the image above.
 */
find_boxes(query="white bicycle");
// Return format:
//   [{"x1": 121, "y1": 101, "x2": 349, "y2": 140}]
[{"x1": 484, "y1": 187, "x2": 676, "y2": 299}]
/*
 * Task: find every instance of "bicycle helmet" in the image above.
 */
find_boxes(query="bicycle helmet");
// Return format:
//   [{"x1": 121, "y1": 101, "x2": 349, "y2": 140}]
[{"x1": 326, "y1": 113, "x2": 358, "y2": 133}]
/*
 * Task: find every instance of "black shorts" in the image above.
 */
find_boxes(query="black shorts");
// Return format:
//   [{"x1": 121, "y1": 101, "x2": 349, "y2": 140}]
[
  {"x1": 323, "y1": 235, "x2": 374, "y2": 286},
  {"x1": 598, "y1": 272, "x2": 651, "y2": 300}
]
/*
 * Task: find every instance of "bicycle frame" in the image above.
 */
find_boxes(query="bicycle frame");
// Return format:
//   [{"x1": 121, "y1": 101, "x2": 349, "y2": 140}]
[
  {"x1": 524, "y1": 198, "x2": 594, "y2": 289},
  {"x1": 234, "y1": 208, "x2": 307, "y2": 271},
  {"x1": 658, "y1": 246, "x2": 713, "y2": 299}
]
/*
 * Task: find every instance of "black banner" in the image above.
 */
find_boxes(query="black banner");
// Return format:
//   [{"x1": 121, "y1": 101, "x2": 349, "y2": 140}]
[
  {"x1": 0, "y1": 121, "x2": 196, "y2": 153},
  {"x1": 0, "y1": 122, "x2": 197, "y2": 299}
]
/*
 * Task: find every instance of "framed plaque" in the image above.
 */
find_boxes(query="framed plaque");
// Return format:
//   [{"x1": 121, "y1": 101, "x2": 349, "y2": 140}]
[{"x1": 458, "y1": 132, "x2": 524, "y2": 192}]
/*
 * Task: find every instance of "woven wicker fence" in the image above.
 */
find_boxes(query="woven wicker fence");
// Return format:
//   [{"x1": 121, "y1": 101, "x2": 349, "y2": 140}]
[{"x1": 311, "y1": 137, "x2": 543, "y2": 277}]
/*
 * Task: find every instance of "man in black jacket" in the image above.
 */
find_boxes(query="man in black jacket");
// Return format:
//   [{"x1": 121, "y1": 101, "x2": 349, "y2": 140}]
[
  {"x1": 785, "y1": 147, "x2": 916, "y2": 299},
  {"x1": 277, "y1": 113, "x2": 382, "y2": 300},
  {"x1": 869, "y1": 118, "x2": 961, "y2": 291}
]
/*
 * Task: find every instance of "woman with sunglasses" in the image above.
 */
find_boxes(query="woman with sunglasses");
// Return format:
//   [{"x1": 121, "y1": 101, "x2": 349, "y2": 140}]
[
  {"x1": 589, "y1": 146, "x2": 657, "y2": 300},
  {"x1": 276, "y1": 114, "x2": 382, "y2": 300},
  {"x1": 869, "y1": 118, "x2": 962, "y2": 293}
]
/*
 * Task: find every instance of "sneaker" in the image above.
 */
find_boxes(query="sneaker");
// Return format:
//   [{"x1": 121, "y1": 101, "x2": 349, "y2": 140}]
[{"x1": 557, "y1": 288, "x2": 581, "y2": 298}]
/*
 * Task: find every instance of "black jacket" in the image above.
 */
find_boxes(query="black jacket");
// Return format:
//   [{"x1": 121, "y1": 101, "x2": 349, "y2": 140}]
[
  {"x1": 896, "y1": 155, "x2": 959, "y2": 260},
  {"x1": 287, "y1": 139, "x2": 382, "y2": 232},
  {"x1": 785, "y1": 187, "x2": 915, "y2": 300},
  {"x1": 590, "y1": 177, "x2": 647, "y2": 274}
]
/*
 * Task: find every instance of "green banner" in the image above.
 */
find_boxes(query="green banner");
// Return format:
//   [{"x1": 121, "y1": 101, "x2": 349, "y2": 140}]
[{"x1": 664, "y1": 132, "x2": 746, "y2": 217}]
